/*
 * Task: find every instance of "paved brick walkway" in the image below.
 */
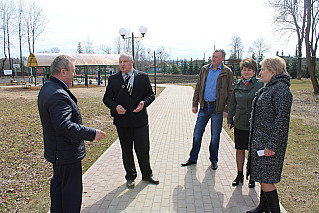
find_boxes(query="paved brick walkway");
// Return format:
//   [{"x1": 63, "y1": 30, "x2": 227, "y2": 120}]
[{"x1": 81, "y1": 85, "x2": 286, "y2": 213}]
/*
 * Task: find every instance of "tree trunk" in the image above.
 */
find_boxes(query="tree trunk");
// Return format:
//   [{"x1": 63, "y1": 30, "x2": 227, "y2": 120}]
[
  {"x1": 19, "y1": 11, "x2": 24, "y2": 78},
  {"x1": 19, "y1": 36, "x2": 23, "y2": 77},
  {"x1": 305, "y1": 0, "x2": 319, "y2": 94},
  {"x1": 1, "y1": 20, "x2": 6, "y2": 77},
  {"x1": 297, "y1": 41, "x2": 302, "y2": 80},
  {"x1": 306, "y1": 56, "x2": 319, "y2": 93},
  {"x1": 7, "y1": 28, "x2": 12, "y2": 70}
]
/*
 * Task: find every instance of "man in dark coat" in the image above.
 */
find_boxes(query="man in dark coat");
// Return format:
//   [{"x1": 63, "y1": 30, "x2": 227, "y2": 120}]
[
  {"x1": 38, "y1": 55, "x2": 106, "y2": 213},
  {"x1": 103, "y1": 52, "x2": 159, "y2": 188}
]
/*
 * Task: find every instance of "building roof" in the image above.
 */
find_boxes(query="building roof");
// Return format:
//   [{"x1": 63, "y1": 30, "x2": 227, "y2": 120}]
[{"x1": 27, "y1": 53, "x2": 120, "y2": 67}]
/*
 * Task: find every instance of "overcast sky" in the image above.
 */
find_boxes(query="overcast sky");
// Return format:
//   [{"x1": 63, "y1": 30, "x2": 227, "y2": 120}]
[{"x1": 7, "y1": 0, "x2": 298, "y2": 60}]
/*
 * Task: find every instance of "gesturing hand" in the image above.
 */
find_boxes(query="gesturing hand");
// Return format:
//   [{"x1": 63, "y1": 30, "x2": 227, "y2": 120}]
[
  {"x1": 116, "y1": 105, "x2": 126, "y2": 114},
  {"x1": 94, "y1": 129, "x2": 106, "y2": 141},
  {"x1": 133, "y1": 101, "x2": 144, "y2": 112}
]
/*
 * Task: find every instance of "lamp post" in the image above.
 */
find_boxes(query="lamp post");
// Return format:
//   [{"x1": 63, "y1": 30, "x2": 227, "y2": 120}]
[
  {"x1": 119, "y1": 26, "x2": 147, "y2": 66},
  {"x1": 147, "y1": 49, "x2": 162, "y2": 95}
]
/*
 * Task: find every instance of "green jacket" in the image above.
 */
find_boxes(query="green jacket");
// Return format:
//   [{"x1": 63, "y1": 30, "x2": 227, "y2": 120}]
[
  {"x1": 193, "y1": 63, "x2": 234, "y2": 113},
  {"x1": 227, "y1": 76, "x2": 264, "y2": 131}
]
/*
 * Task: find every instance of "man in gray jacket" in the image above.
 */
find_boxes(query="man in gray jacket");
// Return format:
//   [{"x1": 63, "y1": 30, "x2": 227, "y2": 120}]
[
  {"x1": 182, "y1": 49, "x2": 233, "y2": 170},
  {"x1": 38, "y1": 55, "x2": 106, "y2": 213}
]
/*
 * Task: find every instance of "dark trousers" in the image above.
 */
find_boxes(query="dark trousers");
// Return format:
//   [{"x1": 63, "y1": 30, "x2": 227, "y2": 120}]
[
  {"x1": 50, "y1": 161, "x2": 83, "y2": 213},
  {"x1": 116, "y1": 125, "x2": 153, "y2": 180}
]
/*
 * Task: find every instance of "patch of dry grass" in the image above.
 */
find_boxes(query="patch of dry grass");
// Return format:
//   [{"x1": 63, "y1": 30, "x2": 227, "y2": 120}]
[{"x1": 279, "y1": 118, "x2": 319, "y2": 212}]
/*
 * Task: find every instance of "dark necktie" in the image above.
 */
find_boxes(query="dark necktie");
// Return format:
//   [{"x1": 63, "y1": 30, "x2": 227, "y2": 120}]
[{"x1": 125, "y1": 74, "x2": 132, "y2": 95}]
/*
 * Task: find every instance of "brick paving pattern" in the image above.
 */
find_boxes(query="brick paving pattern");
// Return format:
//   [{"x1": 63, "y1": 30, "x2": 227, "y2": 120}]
[{"x1": 81, "y1": 85, "x2": 286, "y2": 213}]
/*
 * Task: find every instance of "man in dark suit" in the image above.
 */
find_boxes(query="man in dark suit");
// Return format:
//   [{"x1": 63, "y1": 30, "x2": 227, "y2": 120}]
[
  {"x1": 103, "y1": 52, "x2": 159, "y2": 188},
  {"x1": 38, "y1": 55, "x2": 106, "y2": 213}
]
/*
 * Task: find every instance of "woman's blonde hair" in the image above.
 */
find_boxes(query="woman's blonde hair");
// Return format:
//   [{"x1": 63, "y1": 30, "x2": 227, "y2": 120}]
[{"x1": 260, "y1": 56, "x2": 289, "y2": 76}]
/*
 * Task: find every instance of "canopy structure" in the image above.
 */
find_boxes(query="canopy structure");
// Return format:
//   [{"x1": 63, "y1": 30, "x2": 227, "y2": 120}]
[{"x1": 27, "y1": 53, "x2": 120, "y2": 67}]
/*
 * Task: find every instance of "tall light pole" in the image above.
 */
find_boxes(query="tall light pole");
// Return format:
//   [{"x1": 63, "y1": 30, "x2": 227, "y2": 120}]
[
  {"x1": 147, "y1": 48, "x2": 162, "y2": 95},
  {"x1": 119, "y1": 26, "x2": 147, "y2": 67}
]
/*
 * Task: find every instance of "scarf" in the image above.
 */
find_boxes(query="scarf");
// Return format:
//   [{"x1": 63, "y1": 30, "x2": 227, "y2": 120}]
[{"x1": 241, "y1": 76, "x2": 251, "y2": 86}]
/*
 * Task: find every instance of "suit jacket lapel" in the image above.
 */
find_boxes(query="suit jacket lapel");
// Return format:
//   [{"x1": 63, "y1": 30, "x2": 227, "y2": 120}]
[{"x1": 132, "y1": 69, "x2": 139, "y2": 95}]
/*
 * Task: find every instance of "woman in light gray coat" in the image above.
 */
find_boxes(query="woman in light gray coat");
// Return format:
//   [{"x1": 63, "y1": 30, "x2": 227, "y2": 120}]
[{"x1": 246, "y1": 56, "x2": 293, "y2": 213}]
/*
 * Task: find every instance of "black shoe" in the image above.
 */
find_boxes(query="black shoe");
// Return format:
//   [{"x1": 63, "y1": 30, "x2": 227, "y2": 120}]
[
  {"x1": 232, "y1": 174, "x2": 244, "y2": 186},
  {"x1": 249, "y1": 179, "x2": 255, "y2": 188},
  {"x1": 142, "y1": 175, "x2": 159, "y2": 185},
  {"x1": 181, "y1": 160, "x2": 197, "y2": 166},
  {"x1": 211, "y1": 162, "x2": 218, "y2": 170},
  {"x1": 246, "y1": 189, "x2": 270, "y2": 213},
  {"x1": 126, "y1": 180, "x2": 135, "y2": 188}
]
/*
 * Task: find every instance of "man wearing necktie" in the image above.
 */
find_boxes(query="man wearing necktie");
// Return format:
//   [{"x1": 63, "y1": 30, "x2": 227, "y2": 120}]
[{"x1": 103, "y1": 52, "x2": 159, "y2": 188}]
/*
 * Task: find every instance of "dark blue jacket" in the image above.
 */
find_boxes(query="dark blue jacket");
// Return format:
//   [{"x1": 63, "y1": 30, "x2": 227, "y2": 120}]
[{"x1": 38, "y1": 76, "x2": 96, "y2": 165}]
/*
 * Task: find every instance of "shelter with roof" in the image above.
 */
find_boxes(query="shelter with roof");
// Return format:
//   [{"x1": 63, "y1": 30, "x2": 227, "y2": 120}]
[{"x1": 27, "y1": 53, "x2": 120, "y2": 86}]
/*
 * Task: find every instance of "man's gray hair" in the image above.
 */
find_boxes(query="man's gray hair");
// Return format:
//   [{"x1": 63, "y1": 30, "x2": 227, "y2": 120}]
[
  {"x1": 119, "y1": 52, "x2": 134, "y2": 62},
  {"x1": 51, "y1": 55, "x2": 75, "y2": 75},
  {"x1": 215, "y1": 49, "x2": 226, "y2": 58}
]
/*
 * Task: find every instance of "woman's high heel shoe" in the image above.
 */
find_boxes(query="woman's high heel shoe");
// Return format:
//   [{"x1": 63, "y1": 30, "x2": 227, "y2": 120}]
[
  {"x1": 232, "y1": 173, "x2": 244, "y2": 186},
  {"x1": 249, "y1": 179, "x2": 255, "y2": 188}
]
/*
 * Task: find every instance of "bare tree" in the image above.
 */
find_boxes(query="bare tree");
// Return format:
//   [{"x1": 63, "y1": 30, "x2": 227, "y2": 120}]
[
  {"x1": 50, "y1": 47, "x2": 60, "y2": 53},
  {"x1": 84, "y1": 36, "x2": 94, "y2": 53},
  {"x1": 156, "y1": 46, "x2": 170, "y2": 61},
  {"x1": 121, "y1": 30, "x2": 132, "y2": 53},
  {"x1": 23, "y1": 1, "x2": 47, "y2": 54},
  {"x1": 114, "y1": 36, "x2": 121, "y2": 54},
  {"x1": 229, "y1": 34, "x2": 244, "y2": 59},
  {"x1": 18, "y1": 0, "x2": 25, "y2": 77},
  {"x1": 133, "y1": 39, "x2": 145, "y2": 70},
  {"x1": 99, "y1": 44, "x2": 112, "y2": 54},
  {"x1": 0, "y1": 0, "x2": 15, "y2": 72},
  {"x1": 268, "y1": 0, "x2": 306, "y2": 79},
  {"x1": 304, "y1": 0, "x2": 319, "y2": 93},
  {"x1": 5, "y1": 0, "x2": 14, "y2": 71},
  {"x1": 1, "y1": 0, "x2": 8, "y2": 74},
  {"x1": 248, "y1": 37, "x2": 271, "y2": 62}
]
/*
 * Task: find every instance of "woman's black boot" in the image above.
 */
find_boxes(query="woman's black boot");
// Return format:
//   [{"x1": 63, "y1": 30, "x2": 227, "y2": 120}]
[
  {"x1": 249, "y1": 179, "x2": 255, "y2": 188},
  {"x1": 264, "y1": 189, "x2": 281, "y2": 213},
  {"x1": 232, "y1": 171, "x2": 244, "y2": 186},
  {"x1": 246, "y1": 189, "x2": 270, "y2": 213}
]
